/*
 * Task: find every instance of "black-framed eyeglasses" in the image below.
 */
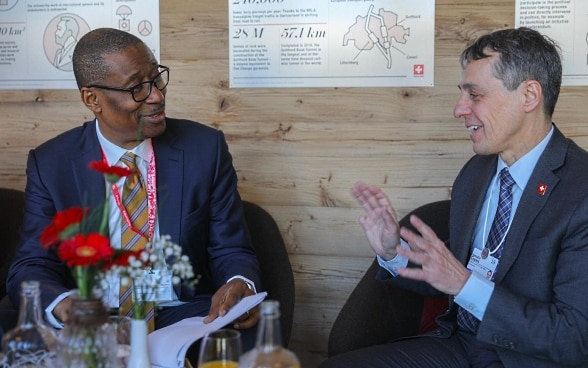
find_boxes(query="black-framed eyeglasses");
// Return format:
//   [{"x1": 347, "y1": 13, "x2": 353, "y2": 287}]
[{"x1": 86, "y1": 65, "x2": 170, "y2": 102}]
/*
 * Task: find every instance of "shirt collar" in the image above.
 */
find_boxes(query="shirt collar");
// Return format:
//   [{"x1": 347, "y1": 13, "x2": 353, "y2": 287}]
[
  {"x1": 498, "y1": 125, "x2": 554, "y2": 191},
  {"x1": 95, "y1": 119, "x2": 153, "y2": 165}
]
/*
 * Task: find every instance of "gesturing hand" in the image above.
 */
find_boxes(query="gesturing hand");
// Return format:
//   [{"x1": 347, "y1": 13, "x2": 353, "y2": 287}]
[
  {"x1": 396, "y1": 214, "x2": 470, "y2": 296},
  {"x1": 350, "y1": 181, "x2": 401, "y2": 260}
]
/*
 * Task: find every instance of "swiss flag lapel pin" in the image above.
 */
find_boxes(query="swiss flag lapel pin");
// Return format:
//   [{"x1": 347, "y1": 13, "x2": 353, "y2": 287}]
[{"x1": 537, "y1": 183, "x2": 547, "y2": 195}]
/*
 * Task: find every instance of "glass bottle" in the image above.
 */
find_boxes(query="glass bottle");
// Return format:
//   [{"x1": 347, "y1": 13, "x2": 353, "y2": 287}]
[
  {"x1": 1, "y1": 280, "x2": 57, "y2": 367},
  {"x1": 239, "y1": 300, "x2": 301, "y2": 368}
]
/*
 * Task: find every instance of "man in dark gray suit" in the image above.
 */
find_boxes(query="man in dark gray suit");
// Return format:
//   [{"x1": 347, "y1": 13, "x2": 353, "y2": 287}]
[{"x1": 322, "y1": 27, "x2": 588, "y2": 367}]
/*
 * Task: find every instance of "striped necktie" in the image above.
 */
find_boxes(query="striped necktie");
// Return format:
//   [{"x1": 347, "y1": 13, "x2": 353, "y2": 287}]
[
  {"x1": 119, "y1": 151, "x2": 155, "y2": 331},
  {"x1": 457, "y1": 168, "x2": 515, "y2": 333}
]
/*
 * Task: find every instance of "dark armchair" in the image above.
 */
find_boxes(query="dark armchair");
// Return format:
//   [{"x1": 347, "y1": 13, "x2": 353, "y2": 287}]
[
  {"x1": 0, "y1": 188, "x2": 25, "y2": 336},
  {"x1": 242, "y1": 200, "x2": 295, "y2": 347},
  {"x1": 327, "y1": 200, "x2": 451, "y2": 357}
]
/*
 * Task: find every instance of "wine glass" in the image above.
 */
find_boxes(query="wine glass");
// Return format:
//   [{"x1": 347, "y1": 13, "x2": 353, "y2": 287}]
[{"x1": 198, "y1": 329, "x2": 242, "y2": 368}]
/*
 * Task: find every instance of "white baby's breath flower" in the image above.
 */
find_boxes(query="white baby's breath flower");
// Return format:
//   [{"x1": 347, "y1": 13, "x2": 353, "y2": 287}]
[{"x1": 102, "y1": 234, "x2": 198, "y2": 316}]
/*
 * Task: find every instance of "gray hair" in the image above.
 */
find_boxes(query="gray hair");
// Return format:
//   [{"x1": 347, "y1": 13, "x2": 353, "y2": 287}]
[{"x1": 460, "y1": 27, "x2": 562, "y2": 118}]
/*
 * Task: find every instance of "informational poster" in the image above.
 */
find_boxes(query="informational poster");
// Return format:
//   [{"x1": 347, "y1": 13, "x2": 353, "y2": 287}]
[
  {"x1": 229, "y1": 0, "x2": 435, "y2": 88},
  {"x1": 516, "y1": 0, "x2": 588, "y2": 86},
  {"x1": 0, "y1": 0, "x2": 160, "y2": 90}
]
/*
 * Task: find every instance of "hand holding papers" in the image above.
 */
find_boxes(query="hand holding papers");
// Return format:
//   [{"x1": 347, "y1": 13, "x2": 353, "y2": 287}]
[{"x1": 148, "y1": 292, "x2": 267, "y2": 368}]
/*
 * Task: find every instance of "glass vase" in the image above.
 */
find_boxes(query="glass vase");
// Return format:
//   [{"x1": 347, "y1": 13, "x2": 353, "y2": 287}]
[{"x1": 55, "y1": 295, "x2": 118, "y2": 368}]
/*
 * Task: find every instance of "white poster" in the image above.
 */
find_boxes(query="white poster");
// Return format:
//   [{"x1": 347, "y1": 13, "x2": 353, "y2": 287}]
[
  {"x1": 0, "y1": 0, "x2": 160, "y2": 90},
  {"x1": 229, "y1": 0, "x2": 435, "y2": 88},
  {"x1": 516, "y1": 0, "x2": 588, "y2": 86}
]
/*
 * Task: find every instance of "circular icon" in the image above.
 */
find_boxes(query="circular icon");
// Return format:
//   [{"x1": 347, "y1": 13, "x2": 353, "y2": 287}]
[
  {"x1": 138, "y1": 20, "x2": 153, "y2": 37},
  {"x1": 0, "y1": 0, "x2": 19, "y2": 12},
  {"x1": 43, "y1": 13, "x2": 91, "y2": 72}
]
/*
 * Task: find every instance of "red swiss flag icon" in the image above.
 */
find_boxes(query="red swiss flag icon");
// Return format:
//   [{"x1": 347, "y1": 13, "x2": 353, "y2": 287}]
[{"x1": 413, "y1": 64, "x2": 425, "y2": 76}]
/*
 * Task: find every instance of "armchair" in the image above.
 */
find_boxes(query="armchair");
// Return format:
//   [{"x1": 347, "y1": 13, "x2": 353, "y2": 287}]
[
  {"x1": 327, "y1": 200, "x2": 451, "y2": 357},
  {"x1": 242, "y1": 200, "x2": 295, "y2": 347},
  {"x1": 0, "y1": 188, "x2": 25, "y2": 337}
]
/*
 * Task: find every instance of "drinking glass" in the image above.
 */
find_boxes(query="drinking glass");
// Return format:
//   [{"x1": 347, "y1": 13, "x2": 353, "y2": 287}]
[{"x1": 198, "y1": 329, "x2": 242, "y2": 368}]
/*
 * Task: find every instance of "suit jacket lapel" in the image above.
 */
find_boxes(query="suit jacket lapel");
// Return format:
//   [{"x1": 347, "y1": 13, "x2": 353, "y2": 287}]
[
  {"x1": 453, "y1": 160, "x2": 497, "y2": 264},
  {"x1": 494, "y1": 127, "x2": 566, "y2": 282},
  {"x1": 152, "y1": 129, "x2": 183, "y2": 243},
  {"x1": 71, "y1": 122, "x2": 104, "y2": 209}
]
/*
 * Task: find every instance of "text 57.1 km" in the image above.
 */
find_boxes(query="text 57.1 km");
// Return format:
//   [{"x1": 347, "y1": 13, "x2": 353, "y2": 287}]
[
  {"x1": 233, "y1": 27, "x2": 326, "y2": 39},
  {"x1": 233, "y1": 0, "x2": 284, "y2": 4}
]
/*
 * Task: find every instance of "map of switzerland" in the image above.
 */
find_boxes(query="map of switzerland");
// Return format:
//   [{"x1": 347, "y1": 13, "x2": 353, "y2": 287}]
[{"x1": 343, "y1": 5, "x2": 410, "y2": 69}]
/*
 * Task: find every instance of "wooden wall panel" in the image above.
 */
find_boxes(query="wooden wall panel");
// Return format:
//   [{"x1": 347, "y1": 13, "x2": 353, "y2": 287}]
[{"x1": 1, "y1": 1, "x2": 587, "y2": 366}]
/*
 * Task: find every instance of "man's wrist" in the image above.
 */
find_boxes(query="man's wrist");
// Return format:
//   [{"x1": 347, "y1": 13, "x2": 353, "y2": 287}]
[
  {"x1": 242, "y1": 280, "x2": 255, "y2": 292},
  {"x1": 227, "y1": 275, "x2": 257, "y2": 294}
]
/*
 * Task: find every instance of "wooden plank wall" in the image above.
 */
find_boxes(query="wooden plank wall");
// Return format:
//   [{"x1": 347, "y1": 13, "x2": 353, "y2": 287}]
[{"x1": 2, "y1": 0, "x2": 588, "y2": 366}]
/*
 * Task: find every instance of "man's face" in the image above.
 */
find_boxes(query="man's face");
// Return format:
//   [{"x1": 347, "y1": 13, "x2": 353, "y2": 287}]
[
  {"x1": 453, "y1": 52, "x2": 528, "y2": 164},
  {"x1": 55, "y1": 20, "x2": 68, "y2": 46},
  {"x1": 90, "y1": 43, "x2": 167, "y2": 149}
]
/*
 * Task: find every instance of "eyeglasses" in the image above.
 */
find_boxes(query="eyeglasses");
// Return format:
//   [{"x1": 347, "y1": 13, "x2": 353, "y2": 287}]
[{"x1": 86, "y1": 65, "x2": 170, "y2": 102}]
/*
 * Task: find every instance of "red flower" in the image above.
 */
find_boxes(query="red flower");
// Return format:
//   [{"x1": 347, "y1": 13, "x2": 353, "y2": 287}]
[
  {"x1": 58, "y1": 233, "x2": 114, "y2": 267},
  {"x1": 40, "y1": 226, "x2": 59, "y2": 249},
  {"x1": 40, "y1": 207, "x2": 87, "y2": 248},
  {"x1": 104, "y1": 249, "x2": 141, "y2": 269},
  {"x1": 89, "y1": 161, "x2": 132, "y2": 183}
]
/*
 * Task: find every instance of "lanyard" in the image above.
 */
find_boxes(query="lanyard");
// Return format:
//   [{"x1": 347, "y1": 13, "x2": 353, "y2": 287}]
[{"x1": 102, "y1": 149, "x2": 157, "y2": 242}]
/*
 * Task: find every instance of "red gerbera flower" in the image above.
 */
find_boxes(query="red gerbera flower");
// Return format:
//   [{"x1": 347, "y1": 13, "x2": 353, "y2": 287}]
[
  {"x1": 58, "y1": 233, "x2": 114, "y2": 267},
  {"x1": 103, "y1": 249, "x2": 141, "y2": 270},
  {"x1": 89, "y1": 161, "x2": 132, "y2": 184},
  {"x1": 40, "y1": 207, "x2": 87, "y2": 248}
]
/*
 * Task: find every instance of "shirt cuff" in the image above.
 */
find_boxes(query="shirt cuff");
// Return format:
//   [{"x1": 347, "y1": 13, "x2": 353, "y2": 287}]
[
  {"x1": 376, "y1": 239, "x2": 410, "y2": 277},
  {"x1": 45, "y1": 290, "x2": 75, "y2": 329},
  {"x1": 453, "y1": 271, "x2": 494, "y2": 320},
  {"x1": 227, "y1": 275, "x2": 257, "y2": 294}
]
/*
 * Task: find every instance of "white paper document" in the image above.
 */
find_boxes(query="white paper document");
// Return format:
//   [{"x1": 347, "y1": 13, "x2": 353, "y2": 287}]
[{"x1": 148, "y1": 292, "x2": 267, "y2": 368}]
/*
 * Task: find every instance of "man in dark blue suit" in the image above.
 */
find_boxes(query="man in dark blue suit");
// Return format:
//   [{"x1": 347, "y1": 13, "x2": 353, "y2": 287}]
[
  {"x1": 322, "y1": 28, "x2": 588, "y2": 367},
  {"x1": 6, "y1": 28, "x2": 261, "y2": 348}
]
